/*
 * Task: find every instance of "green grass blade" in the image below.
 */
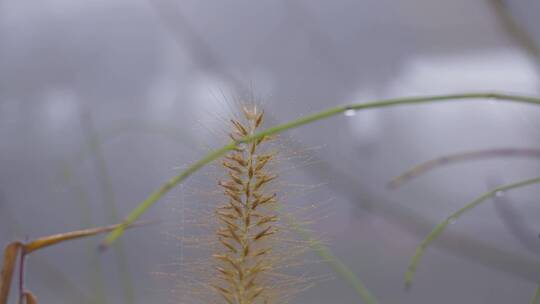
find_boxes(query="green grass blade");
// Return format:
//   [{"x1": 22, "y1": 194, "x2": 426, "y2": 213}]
[
  {"x1": 285, "y1": 212, "x2": 378, "y2": 304},
  {"x1": 405, "y1": 175, "x2": 540, "y2": 288},
  {"x1": 389, "y1": 148, "x2": 540, "y2": 188},
  {"x1": 81, "y1": 112, "x2": 135, "y2": 304},
  {"x1": 102, "y1": 92, "x2": 540, "y2": 247}
]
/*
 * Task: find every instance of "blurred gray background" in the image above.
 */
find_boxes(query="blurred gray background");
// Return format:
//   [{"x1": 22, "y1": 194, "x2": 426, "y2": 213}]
[{"x1": 2, "y1": 0, "x2": 540, "y2": 303}]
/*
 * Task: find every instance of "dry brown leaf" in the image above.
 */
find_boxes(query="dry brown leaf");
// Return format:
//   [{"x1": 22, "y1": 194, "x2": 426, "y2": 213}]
[
  {"x1": 0, "y1": 242, "x2": 22, "y2": 304},
  {"x1": 0, "y1": 220, "x2": 149, "y2": 304},
  {"x1": 23, "y1": 290, "x2": 38, "y2": 304},
  {"x1": 23, "y1": 222, "x2": 136, "y2": 254}
]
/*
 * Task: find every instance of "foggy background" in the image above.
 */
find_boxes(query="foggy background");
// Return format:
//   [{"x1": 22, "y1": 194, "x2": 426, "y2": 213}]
[{"x1": 1, "y1": 0, "x2": 540, "y2": 303}]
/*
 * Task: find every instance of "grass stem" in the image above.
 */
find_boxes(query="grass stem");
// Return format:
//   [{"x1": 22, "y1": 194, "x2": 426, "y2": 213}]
[{"x1": 103, "y1": 92, "x2": 540, "y2": 246}]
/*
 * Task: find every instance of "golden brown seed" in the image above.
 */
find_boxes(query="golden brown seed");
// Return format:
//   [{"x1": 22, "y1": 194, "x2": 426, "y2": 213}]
[
  {"x1": 231, "y1": 204, "x2": 243, "y2": 218},
  {"x1": 224, "y1": 190, "x2": 243, "y2": 204},
  {"x1": 255, "y1": 111, "x2": 264, "y2": 128},
  {"x1": 254, "y1": 226, "x2": 274, "y2": 241},
  {"x1": 242, "y1": 106, "x2": 257, "y2": 120},
  {"x1": 246, "y1": 259, "x2": 271, "y2": 279},
  {"x1": 250, "y1": 211, "x2": 263, "y2": 218},
  {"x1": 255, "y1": 215, "x2": 278, "y2": 226},
  {"x1": 217, "y1": 217, "x2": 240, "y2": 231},
  {"x1": 216, "y1": 211, "x2": 238, "y2": 220},
  {"x1": 220, "y1": 238, "x2": 238, "y2": 253},
  {"x1": 255, "y1": 157, "x2": 271, "y2": 172},
  {"x1": 212, "y1": 254, "x2": 229, "y2": 263},
  {"x1": 211, "y1": 284, "x2": 235, "y2": 304},
  {"x1": 218, "y1": 181, "x2": 240, "y2": 193},
  {"x1": 228, "y1": 172, "x2": 244, "y2": 185},
  {"x1": 257, "y1": 153, "x2": 273, "y2": 162},
  {"x1": 231, "y1": 119, "x2": 248, "y2": 136},
  {"x1": 227, "y1": 225, "x2": 242, "y2": 244},
  {"x1": 216, "y1": 229, "x2": 232, "y2": 239},
  {"x1": 252, "y1": 247, "x2": 271, "y2": 257},
  {"x1": 222, "y1": 161, "x2": 243, "y2": 174},
  {"x1": 248, "y1": 287, "x2": 265, "y2": 301},
  {"x1": 237, "y1": 267, "x2": 245, "y2": 281},
  {"x1": 211, "y1": 284, "x2": 233, "y2": 296},
  {"x1": 244, "y1": 276, "x2": 256, "y2": 290},
  {"x1": 248, "y1": 165, "x2": 254, "y2": 178},
  {"x1": 214, "y1": 254, "x2": 242, "y2": 275},
  {"x1": 216, "y1": 267, "x2": 233, "y2": 277},
  {"x1": 252, "y1": 193, "x2": 276, "y2": 209},
  {"x1": 226, "y1": 153, "x2": 247, "y2": 167},
  {"x1": 229, "y1": 133, "x2": 243, "y2": 143},
  {"x1": 245, "y1": 185, "x2": 251, "y2": 199},
  {"x1": 254, "y1": 174, "x2": 277, "y2": 191}
]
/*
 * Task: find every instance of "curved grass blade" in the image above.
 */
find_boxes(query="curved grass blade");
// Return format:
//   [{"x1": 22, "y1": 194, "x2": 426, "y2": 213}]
[
  {"x1": 405, "y1": 175, "x2": 540, "y2": 289},
  {"x1": 389, "y1": 148, "x2": 540, "y2": 188},
  {"x1": 489, "y1": 0, "x2": 540, "y2": 63},
  {"x1": 103, "y1": 92, "x2": 540, "y2": 247},
  {"x1": 285, "y1": 212, "x2": 378, "y2": 304}
]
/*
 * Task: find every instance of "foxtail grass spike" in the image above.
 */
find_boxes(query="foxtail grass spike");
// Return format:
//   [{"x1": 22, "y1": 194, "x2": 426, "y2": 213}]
[{"x1": 212, "y1": 106, "x2": 279, "y2": 303}]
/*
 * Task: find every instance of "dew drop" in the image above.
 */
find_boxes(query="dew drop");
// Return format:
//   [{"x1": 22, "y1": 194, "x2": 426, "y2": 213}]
[
  {"x1": 449, "y1": 216, "x2": 458, "y2": 225},
  {"x1": 495, "y1": 190, "x2": 504, "y2": 197},
  {"x1": 344, "y1": 109, "x2": 357, "y2": 117}
]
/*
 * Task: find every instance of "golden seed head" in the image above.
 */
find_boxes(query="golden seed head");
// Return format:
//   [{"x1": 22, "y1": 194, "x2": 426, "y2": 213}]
[{"x1": 214, "y1": 106, "x2": 279, "y2": 303}]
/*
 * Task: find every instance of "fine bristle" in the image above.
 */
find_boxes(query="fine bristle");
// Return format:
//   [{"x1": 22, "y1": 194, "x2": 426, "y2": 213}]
[{"x1": 168, "y1": 104, "x2": 318, "y2": 304}]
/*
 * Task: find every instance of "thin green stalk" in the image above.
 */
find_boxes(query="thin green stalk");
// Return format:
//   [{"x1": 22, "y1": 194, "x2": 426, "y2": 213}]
[
  {"x1": 531, "y1": 281, "x2": 540, "y2": 304},
  {"x1": 103, "y1": 92, "x2": 540, "y2": 246},
  {"x1": 66, "y1": 120, "x2": 197, "y2": 170},
  {"x1": 81, "y1": 112, "x2": 134, "y2": 304},
  {"x1": 389, "y1": 148, "x2": 540, "y2": 188},
  {"x1": 405, "y1": 175, "x2": 540, "y2": 288},
  {"x1": 62, "y1": 167, "x2": 107, "y2": 304},
  {"x1": 103, "y1": 143, "x2": 236, "y2": 245},
  {"x1": 284, "y1": 212, "x2": 378, "y2": 304},
  {"x1": 309, "y1": 242, "x2": 378, "y2": 304},
  {"x1": 489, "y1": 0, "x2": 540, "y2": 66}
]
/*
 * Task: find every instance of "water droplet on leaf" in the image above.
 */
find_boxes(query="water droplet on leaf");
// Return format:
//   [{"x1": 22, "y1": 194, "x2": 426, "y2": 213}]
[{"x1": 344, "y1": 109, "x2": 357, "y2": 117}]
